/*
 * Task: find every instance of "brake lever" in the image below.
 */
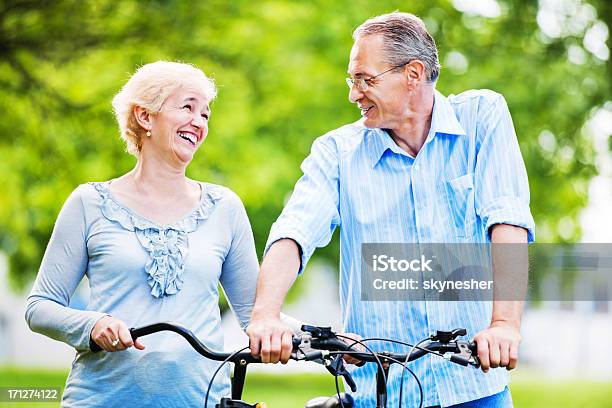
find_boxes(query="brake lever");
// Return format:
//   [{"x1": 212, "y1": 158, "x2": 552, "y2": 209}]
[
  {"x1": 325, "y1": 355, "x2": 357, "y2": 392},
  {"x1": 446, "y1": 340, "x2": 480, "y2": 368},
  {"x1": 291, "y1": 332, "x2": 327, "y2": 364}
]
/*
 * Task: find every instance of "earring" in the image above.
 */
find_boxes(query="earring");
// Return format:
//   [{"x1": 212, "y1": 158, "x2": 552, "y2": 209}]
[{"x1": 146, "y1": 131, "x2": 151, "y2": 137}]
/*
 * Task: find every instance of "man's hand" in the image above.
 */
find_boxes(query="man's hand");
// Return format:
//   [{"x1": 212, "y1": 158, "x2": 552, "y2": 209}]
[
  {"x1": 473, "y1": 321, "x2": 521, "y2": 373},
  {"x1": 246, "y1": 239, "x2": 300, "y2": 364},
  {"x1": 477, "y1": 225, "x2": 526, "y2": 373},
  {"x1": 246, "y1": 315, "x2": 294, "y2": 364}
]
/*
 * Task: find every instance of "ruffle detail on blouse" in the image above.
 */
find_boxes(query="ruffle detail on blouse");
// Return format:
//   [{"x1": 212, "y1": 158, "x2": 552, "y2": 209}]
[{"x1": 90, "y1": 181, "x2": 224, "y2": 298}]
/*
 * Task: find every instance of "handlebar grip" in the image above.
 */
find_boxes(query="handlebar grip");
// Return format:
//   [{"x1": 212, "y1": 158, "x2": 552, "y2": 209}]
[
  {"x1": 468, "y1": 341, "x2": 480, "y2": 368},
  {"x1": 130, "y1": 327, "x2": 139, "y2": 341},
  {"x1": 89, "y1": 337, "x2": 102, "y2": 353},
  {"x1": 89, "y1": 328, "x2": 139, "y2": 353},
  {"x1": 450, "y1": 354, "x2": 470, "y2": 366}
]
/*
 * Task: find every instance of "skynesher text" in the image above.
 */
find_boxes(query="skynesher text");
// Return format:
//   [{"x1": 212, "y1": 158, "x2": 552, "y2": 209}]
[{"x1": 372, "y1": 278, "x2": 493, "y2": 293}]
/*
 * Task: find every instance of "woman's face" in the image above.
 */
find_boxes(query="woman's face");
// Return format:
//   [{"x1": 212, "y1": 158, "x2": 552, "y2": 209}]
[{"x1": 147, "y1": 86, "x2": 210, "y2": 165}]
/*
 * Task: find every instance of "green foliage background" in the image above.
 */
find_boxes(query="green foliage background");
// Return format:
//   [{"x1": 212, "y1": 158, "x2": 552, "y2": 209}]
[{"x1": 0, "y1": 0, "x2": 610, "y2": 289}]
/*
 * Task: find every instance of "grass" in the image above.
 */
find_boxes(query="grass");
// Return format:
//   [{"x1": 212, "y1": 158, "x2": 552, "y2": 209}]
[
  {"x1": 0, "y1": 367, "x2": 66, "y2": 408},
  {"x1": 0, "y1": 366, "x2": 611, "y2": 407},
  {"x1": 509, "y1": 371, "x2": 612, "y2": 408}
]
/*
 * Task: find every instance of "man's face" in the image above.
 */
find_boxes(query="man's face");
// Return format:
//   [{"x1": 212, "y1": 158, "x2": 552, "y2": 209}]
[{"x1": 347, "y1": 34, "x2": 411, "y2": 130}]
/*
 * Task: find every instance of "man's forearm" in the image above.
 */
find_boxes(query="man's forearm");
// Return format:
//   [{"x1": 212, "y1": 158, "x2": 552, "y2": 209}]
[
  {"x1": 490, "y1": 224, "x2": 528, "y2": 328},
  {"x1": 251, "y1": 238, "x2": 301, "y2": 319},
  {"x1": 491, "y1": 301, "x2": 523, "y2": 329}
]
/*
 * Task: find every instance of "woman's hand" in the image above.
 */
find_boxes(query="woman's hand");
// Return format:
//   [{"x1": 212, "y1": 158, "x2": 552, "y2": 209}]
[
  {"x1": 90, "y1": 316, "x2": 146, "y2": 352},
  {"x1": 340, "y1": 332, "x2": 365, "y2": 365}
]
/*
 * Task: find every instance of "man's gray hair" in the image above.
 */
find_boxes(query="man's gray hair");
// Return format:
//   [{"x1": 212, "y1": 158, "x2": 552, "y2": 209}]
[{"x1": 353, "y1": 12, "x2": 440, "y2": 82}]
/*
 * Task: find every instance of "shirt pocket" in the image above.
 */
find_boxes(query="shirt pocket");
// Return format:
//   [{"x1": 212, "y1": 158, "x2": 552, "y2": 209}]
[{"x1": 445, "y1": 173, "x2": 476, "y2": 239}]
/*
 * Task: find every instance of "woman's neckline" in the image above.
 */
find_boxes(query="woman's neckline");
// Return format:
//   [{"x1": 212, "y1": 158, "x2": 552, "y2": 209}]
[{"x1": 104, "y1": 178, "x2": 205, "y2": 229}]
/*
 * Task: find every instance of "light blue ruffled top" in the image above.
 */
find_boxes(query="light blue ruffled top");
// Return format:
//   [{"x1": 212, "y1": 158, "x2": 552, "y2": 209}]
[
  {"x1": 26, "y1": 181, "x2": 259, "y2": 407},
  {"x1": 92, "y1": 181, "x2": 224, "y2": 298}
]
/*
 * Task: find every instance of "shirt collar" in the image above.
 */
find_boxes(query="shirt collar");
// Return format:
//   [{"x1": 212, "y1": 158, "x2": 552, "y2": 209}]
[
  {"x1": 367, "y1": 89, "x2": 466, "y2": 168},
  {"x1": 428, "y1": 89, "x2": 466, "y2": 139},
  {"x1": 367, "y1": 127, "x2": 409, "y2": 168}
]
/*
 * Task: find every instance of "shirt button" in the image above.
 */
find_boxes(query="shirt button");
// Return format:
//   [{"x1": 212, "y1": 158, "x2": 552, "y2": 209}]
[{"x1": 414, "y1": 164, "x2": 420, "y2": 171}]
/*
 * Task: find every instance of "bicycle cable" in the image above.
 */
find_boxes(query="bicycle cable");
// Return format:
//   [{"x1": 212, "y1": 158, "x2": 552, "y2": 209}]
[
  {"x1": 338, "y1": 336, "x2": 433, "y2": 408},
  {"x1": 204, "y1": 346, "x2": 250, "y2": 408},
  {"x1": 203, "y1": 335, "x2": 438, "y2": 407},
  {"x1": 335, "y1": 334, "x2": 389, "y2": 385},
  {"x1": 326, "y1": 351, "x2": 423, "y2": 408},
  {"x1": 334, "y1": 376, "x2": 345, "y2": 408},
  {"x1": 335, "y1": 334, "x2": 389, "y2": 408},
  {"x1": 383, "y1": 355, "x2": 423, "y2": 408},
  {"x1": 398, "y1": 338, "x2": 428, "y2": 408}
]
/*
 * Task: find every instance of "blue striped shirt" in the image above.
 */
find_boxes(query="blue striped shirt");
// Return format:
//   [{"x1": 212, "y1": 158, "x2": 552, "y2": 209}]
[{"x1": 266, "y1": 89, "x2": 535, "y2": 407}]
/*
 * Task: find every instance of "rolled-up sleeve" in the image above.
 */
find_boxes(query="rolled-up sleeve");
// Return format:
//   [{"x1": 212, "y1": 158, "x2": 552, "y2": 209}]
[
  {"x1": 474, "y1": 94, "x2": 535, "y2": 242},
  {"x1": 265, "y1": 135, "x2": 341, "y2": 273}
]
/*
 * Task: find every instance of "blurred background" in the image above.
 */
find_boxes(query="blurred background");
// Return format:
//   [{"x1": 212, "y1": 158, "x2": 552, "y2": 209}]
[{"x1": 0, "y1": 0, "x2": 611, "y2": 406}]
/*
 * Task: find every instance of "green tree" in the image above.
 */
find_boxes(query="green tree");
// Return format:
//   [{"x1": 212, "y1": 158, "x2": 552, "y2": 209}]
[{"x1": 0, "y1": 0, "x2": 609, "y2": 290}]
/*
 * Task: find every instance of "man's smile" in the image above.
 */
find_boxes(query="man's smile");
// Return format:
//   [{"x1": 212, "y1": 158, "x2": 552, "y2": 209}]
[{"x1": 360, "y1": 106, "x2": 374, "y2": 116}]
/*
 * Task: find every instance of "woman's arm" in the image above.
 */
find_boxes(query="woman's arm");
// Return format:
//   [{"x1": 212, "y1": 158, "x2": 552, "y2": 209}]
[
  {"x1": 25, "y1": 185, "x2": 108, "y2": 351},
  {"x1": 218, "y1": 190, "x2": 260, "y2": 331}
]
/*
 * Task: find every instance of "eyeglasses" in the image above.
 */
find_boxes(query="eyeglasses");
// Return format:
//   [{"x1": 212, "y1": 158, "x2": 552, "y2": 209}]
[{"x1": 345, "y1": 61, "x2": 411, "y2": 91}]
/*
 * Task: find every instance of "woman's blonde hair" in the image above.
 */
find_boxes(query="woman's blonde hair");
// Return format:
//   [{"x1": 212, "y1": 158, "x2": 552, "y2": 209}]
[{"x1": 112, "y1": 61, "x2": 217, "y2": 156}]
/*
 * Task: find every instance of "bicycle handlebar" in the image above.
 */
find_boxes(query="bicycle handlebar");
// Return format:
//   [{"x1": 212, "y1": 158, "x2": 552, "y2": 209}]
[
  {"x1": 131, "y1": 322, "x2": 261, "y2": 363},
  {"x1": 89, "y1": 321, "x2": 479, "y2": 369},
  {"x1": 89, "y1": 322, "x2": 480, "y2": 408}
]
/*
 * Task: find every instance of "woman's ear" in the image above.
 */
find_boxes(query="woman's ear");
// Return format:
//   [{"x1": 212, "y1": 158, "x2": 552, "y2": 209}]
[{"x1": 133, "y1": 106, "x2": 152, "y2": 132}]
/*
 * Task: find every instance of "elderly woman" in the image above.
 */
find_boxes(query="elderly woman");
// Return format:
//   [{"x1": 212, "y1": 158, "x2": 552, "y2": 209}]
[{"x1": 25, "y1": 61, "x2": 258, "y2": 406}]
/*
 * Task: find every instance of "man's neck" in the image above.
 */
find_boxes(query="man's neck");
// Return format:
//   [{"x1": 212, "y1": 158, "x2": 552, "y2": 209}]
[{"x1": 388, "y1": 86, "x2": 435, "y2": 157}]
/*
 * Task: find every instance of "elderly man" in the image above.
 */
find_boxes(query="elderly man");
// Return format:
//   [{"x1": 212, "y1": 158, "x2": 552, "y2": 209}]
[{"x1": 247, "y1": 12, "x2": 534, "y2": 408}]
